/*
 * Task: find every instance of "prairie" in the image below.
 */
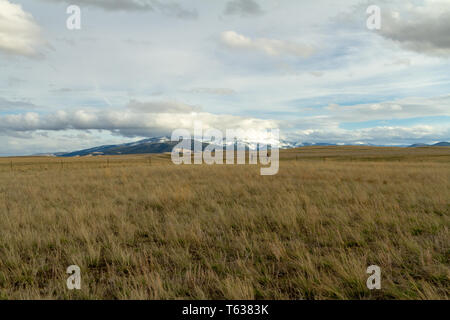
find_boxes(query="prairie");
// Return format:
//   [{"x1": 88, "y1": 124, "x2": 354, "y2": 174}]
[{"x1": 0, "y1": 146, "x2": 448, "y2": 299}]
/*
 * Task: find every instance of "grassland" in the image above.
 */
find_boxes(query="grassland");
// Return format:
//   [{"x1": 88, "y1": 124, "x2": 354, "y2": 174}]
[{"x1": 0, "y1": 146, "x2": 448, "y2": 299}]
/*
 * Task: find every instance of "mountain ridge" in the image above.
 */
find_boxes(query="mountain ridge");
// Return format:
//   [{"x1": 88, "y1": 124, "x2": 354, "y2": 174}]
[
  {"x1": 34, "y1": 138, "x2": 450, "y2": 157},
  {"x1": 408, "y1": 142, "x2": 450, "y2": 147}
]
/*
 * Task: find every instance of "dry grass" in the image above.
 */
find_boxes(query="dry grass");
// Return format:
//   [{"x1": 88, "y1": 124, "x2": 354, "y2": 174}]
[{"x1": 0, "y1": 147, "x2": 448, "y2": 299}]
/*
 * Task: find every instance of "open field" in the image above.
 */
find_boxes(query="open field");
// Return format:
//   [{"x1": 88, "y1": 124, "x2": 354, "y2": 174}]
[{"x1": 0, "y1": 146, "x2": 449, "y2": 299}]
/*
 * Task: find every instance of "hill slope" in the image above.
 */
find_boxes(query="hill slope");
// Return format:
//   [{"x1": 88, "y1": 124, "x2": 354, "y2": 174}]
[
  {"x1": 409, "y1": 142, "x2": 450, "y2": 147},
  {"x1": 60, "y1": 137, "x2": 208, "y2": 157}
]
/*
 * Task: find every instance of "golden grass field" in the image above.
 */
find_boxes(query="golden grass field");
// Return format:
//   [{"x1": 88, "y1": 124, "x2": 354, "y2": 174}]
[{"x1": 0, "y1": 146, "x2": 448, "y2": 299}]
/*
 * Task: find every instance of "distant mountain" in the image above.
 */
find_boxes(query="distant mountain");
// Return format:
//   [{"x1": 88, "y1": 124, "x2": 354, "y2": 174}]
[
  {"x1": 294, "y1": 142, "x2": 337, "y2": 147},
  {"x1": 55, "y1": 137, "x2": 292, "y2": 157},
  {"x1": 37, "y1": 137, "x2": 450, "y2": 157},
  {"x1": 433, "y1": 142, "x2": 450, "y2": 147},
  {"x1": 408, "y1": 142, "x2": 450, "y2": 147},
  {"x1": 58, "y1": 137, "x2": 207, "y2": 157},
  {"x1": 408, "y1": 143, "x2": 429, "y2": 147}
]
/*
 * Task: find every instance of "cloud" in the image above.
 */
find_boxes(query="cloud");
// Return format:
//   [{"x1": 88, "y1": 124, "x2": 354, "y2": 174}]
[
  {"x1": 126, "y1": 100, "x2": 200, "y2": 113},
  {"x1": 0, "y1": 97, "x2": 37, "y2": 110},
  {"x1": 377, "y1": 0, "x2": 450, "y2": 56},
  {"x1": 41, "y1": 0, "x2": 197, "y2": 18},
  {"x1": 0, "y1": 0, "x2": 43, "y2": 56},
  {"x1": 281, "y1": 94, "x2": 450, "y2": 144},
  {"x1": 289, "y1": 125, "x2": 450, "y2": 146},
  {"x1": 309, "y1": 71, "x2": 324, "y2": 77},
  {"x1": 43, "y1": 0, "x2": 152, "y2": 11},
  {"x1": 224, "y1": 0, "x2": 263, "y2": 17},
  {"x1": 220, "y1": 31, "x2": 315, "y2": 58},
  {"x1": 0, "y1": 100, "x2": 277, "y2": 138},
  {"x1": 2, "y1": 97, "x2": 448, "y2": 146},
  {"x1": 189, "y1": 88, "x2": 236, "y2": 95},
  {"x1": 326, "y1": 95, "x2": 450, "y2": 122},
  {"x1": 384, "y1": 58, "x2": 411, "y2": 67}
]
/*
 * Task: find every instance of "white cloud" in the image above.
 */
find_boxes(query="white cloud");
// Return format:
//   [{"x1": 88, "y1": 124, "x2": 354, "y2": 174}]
[
  {"x1": 2, "y1": 95, "x2": 448, "y2": 146},
  {"x1": 0, "y1": 101, "x2": 278, "y2": 138},
  {"x1": 220, "y1": 31, "x2": 315, "y2": 58},
  {"x1": 289, "y1": 125, "x2": 450, "y2": 146},
  {"x1": 0, "y1": 0, "x2": 43, "y2": 56},
  {"x1": 326, "y1": 95, "x2": 450, "y2": 122}
]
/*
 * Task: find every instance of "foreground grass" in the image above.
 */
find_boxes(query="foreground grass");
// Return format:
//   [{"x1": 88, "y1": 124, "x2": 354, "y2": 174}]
[{"x1": 0, "y1": 147, "x2": 448, "y2": 299}]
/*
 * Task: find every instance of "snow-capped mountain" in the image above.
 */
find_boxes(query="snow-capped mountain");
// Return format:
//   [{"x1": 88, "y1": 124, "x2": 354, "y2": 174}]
[
  {"x1": 37, "y1": 135, "x2": 450, "y2": 157},
  {"x1": 57, "y1": 137, "x2": 177, "y2": 157}
]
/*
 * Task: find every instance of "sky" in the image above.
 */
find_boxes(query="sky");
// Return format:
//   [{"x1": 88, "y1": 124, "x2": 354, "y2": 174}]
[{"x1": 0, "y1": 0, "x2": 449, "y2": 156}]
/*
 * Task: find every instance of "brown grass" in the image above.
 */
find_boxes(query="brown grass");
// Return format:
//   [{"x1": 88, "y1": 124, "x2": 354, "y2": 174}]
[{"x1": 0, "y1": 146, "x2": 448, "y2": 299}]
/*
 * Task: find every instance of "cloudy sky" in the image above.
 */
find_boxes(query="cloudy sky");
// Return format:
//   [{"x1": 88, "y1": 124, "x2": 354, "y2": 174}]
[{"x1": 0, "y1": 0, "x2": 449, "y2": 155}]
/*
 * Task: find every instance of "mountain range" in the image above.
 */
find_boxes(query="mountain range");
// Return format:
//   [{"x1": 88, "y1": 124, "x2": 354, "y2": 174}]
[
  {"x1": 408, "y1": 142, "x2": 450, "y2": 147},
  {"x1": 36, "y1": 137, "x2": 450, "y2": 157}
]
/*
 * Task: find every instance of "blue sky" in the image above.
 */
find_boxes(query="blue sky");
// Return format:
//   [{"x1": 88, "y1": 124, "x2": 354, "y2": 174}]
[{"x1": 0, "y1": 0, "x2": 449, "y2": 155}]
